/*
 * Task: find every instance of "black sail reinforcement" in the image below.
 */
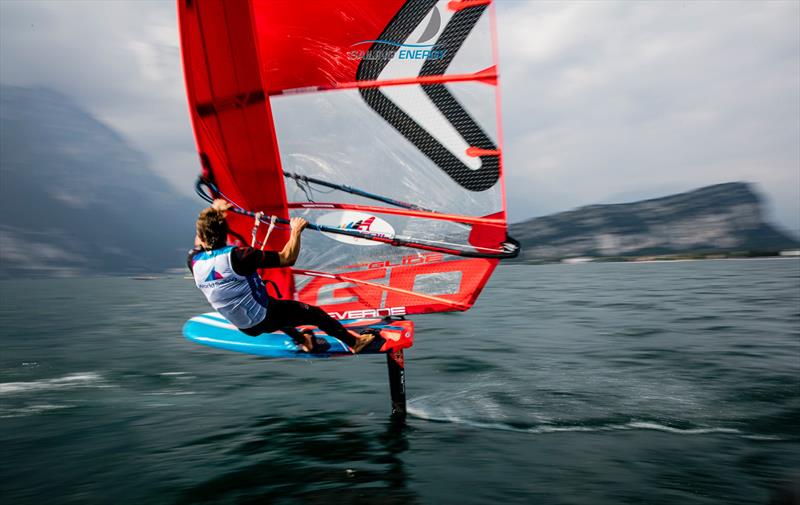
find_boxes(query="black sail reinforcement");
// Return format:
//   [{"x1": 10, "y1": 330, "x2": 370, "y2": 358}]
[{"x1": 357, "y1": 0, "x2": 499, "y2": 192}]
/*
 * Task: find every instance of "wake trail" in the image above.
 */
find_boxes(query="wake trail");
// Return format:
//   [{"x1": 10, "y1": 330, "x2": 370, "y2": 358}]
[
  {"x1": 0, "y1": 372, "x2": 107, "y2": 395},
  {"x1": 407, "y1": 406, "x2": 769, "y2": 437}
]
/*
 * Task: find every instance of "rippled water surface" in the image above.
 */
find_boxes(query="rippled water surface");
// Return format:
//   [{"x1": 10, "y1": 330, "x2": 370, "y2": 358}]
[{"x1": 1, "y1": 259, "x2": 798, "y2": 504}]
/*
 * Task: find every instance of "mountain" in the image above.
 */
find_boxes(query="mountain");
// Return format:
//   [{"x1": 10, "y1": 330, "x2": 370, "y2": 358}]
[
  {"x1": 510, "y1": 182, "x2": 799, "y2": 261},
  {"x1": 0, "y1": 85, "x2": 202, "y2": 277}
]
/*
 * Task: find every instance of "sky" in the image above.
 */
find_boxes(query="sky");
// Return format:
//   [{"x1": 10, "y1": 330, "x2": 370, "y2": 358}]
[{"x1": 1, "y1": 0, "x2": 798, "y2": 233}]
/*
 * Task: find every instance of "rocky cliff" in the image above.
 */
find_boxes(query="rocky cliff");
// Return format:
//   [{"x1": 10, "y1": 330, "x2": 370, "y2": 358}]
[
  {"x1": 0, "y1": 85, "x2": 201, "y2": 277},
  {"x1": 510, "y1": 183, "x2": 798, "y2": 261}
]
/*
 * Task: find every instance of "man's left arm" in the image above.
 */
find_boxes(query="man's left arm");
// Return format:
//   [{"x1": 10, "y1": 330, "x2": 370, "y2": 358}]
[{"x1": 230, "y1": 218, "x2": 308, "y2": 275}]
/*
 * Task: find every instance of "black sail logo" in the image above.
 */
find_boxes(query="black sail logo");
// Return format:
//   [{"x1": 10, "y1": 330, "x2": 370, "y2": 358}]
[{"x1": 416, "y1": 6, "x2": 441, "y2": 44}]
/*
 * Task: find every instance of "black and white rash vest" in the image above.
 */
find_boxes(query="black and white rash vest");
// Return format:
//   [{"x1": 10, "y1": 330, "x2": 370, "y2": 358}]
[{"x1": 191, "y1": 246, "x2": 269, "y2": 329}]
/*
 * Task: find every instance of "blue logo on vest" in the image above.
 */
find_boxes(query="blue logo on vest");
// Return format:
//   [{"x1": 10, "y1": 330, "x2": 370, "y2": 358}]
[{"x1": 205, "y1": 268, "x2": 224, "y2": 282}]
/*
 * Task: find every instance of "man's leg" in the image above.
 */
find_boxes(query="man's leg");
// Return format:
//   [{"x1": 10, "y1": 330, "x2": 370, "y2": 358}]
[{"x1": 267, "y1": 299, "x2": 359, "y2": 348}]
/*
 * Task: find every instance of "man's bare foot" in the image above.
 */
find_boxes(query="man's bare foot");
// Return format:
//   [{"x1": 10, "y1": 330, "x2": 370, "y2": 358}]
[
  {"x1": 300, "y1": 330, "x2": 317, "y2": 353},
  {"x1": 350, "y1": 330, "x2": 377, "y2": 354},
  {"x1": 291, "y1": 330, "x2": 314, "y2": 353}
]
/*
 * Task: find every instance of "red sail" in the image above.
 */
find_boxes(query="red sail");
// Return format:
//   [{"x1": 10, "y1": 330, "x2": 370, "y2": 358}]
[{"x1": 179, "y1": 0, "x2": 511, "y2": 318}]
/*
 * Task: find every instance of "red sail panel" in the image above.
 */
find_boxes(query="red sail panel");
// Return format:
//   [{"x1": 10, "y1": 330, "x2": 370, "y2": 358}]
[
  {"x1": 250, "y1": 0, "x2": 407, "y2": 93},
  {"x1": 248, "y1": 0, "x2": 496, "y2": 95},
  {"x1": 293, "y1": 206, "x2": 507, "y2": 317},
  {"x1": 178, "y1": 0, "x2": 293, "y2": 295}
]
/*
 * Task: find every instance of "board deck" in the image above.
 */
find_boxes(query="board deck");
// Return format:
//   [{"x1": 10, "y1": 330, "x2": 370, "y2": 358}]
[{"x1": 183, "y1": 312, "x2": 414, "y2": 358}]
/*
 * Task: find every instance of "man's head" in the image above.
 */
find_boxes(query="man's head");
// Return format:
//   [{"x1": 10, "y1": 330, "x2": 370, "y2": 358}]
[{"x1": 196, "y1": 207, "x2": 228, "y2": 250}]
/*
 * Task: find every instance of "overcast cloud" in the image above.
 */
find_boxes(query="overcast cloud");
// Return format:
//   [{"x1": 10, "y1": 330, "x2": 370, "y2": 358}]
[{"x1": 1, "y1": 0, "x2": 798, "y2": 233}]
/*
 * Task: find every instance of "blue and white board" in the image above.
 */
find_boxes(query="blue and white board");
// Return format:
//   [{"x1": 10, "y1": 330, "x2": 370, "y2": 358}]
[{"x1": 183, "y1": 312, "x2": 414, "y2": 358}]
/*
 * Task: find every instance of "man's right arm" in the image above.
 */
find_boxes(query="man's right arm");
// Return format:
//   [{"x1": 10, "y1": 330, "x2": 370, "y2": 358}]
[{"x1": 276, "y1": 217, "x2": 308, "y2": 267}]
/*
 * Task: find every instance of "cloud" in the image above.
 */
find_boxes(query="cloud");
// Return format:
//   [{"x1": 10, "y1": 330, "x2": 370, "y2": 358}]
[{"x1": 497, "y1": 1, "x2": 799, "y2": 231}]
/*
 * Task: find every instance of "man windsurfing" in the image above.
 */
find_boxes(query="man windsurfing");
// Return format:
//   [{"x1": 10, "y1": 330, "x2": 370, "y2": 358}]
[{"x1": 187, "y1": 199, "x2": 376, "y2": 353}]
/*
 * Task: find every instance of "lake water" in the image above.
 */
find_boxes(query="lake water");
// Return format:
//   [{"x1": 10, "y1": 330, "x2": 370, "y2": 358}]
[{"x1": 1, "y1": 259, "x2": 798, "y2": 504}]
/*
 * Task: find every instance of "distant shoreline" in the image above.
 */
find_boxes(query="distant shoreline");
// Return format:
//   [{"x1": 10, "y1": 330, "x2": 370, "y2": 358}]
[
  {"x1": 512, "y1": 250, "x2": 800, "y2": 265},
  {"x1": 603, "y1": 256, "x2": 800, "y2": 265},
  {"x1": 2, "y1": 252, "x2": 798, "y2": 280}
]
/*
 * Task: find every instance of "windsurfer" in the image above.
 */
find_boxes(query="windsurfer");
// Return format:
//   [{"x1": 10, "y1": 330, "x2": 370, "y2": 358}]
[{"x1": 187, "y1": 199, "x2": 376, "y2": 353}]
